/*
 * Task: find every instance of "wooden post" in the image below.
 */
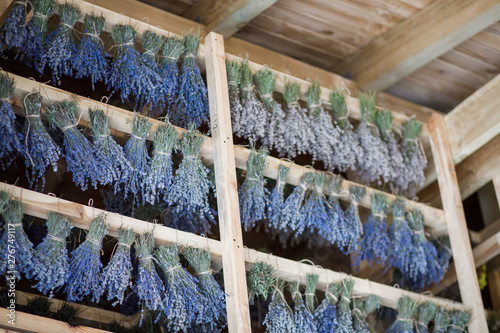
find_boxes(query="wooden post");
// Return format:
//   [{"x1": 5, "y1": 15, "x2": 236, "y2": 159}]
[
  {"x1": 488, "y1": 270, "x2": 500, "y2": 310},
  {"x1": 427, "y1": 114, "x2": 488, "y2": 332},
  {"x1": 205, "y1": 31, "x2": 252, "y2": 332}
]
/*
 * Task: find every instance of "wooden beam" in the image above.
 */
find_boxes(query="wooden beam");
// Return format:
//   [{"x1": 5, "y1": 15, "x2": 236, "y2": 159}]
[
  {"x1": 338, "y1": 0, "x2": 500, "y2": 90},
  {"x1": 470, "y1": 219, "x2": 500, "y2": 244},
  {"x1": 183, "y1": 0, "x2": 277, "y2": 38},
  {"x1": 488, "y1": 270, "x2": 500, "y2": 310},
  {"x1": 493, "y1": 175, "x2": 500, "y2": 209},
  {"x1": 427, "y1": 113, "x2": 488, "y2": 332},
  {"x1": 205, "y1": 32, "x2": 251, "y2": 332}
]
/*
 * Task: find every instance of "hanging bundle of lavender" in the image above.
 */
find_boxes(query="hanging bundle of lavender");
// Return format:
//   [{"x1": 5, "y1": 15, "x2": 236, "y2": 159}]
[
  {"x1": 300, "y1": 173, "x2": 328, "y2": 233},
  {"x1": 239, "y1": 148, "x2": 268, "y2": 231},
  {"x1": 137, "y1": 30, "x2": 164, "y2": 112},
  {"x1": 46, "y1": 100, "x2": 114, "y2": 190},
  {"x1": 89, "y1": 108, "x2": 132, "y2": 192},
  {"x1": 173, "y1": 32, "x2": 209, "y2": 128},
  {"x1": 352, "y1": 295, "x2": 379, "y2": 333},
  {"x1": 314, "y1": 283, "x2": 341, "y2": 333},
  {"x1": 436, "y1": 236, "x2": 452, "y2": 273},
  {"x1": 155, "y1": 245, "x2": 205, "y2": 331},
  {"x1": 281, "y1": 173, "x2": 312, "y2": 235},
  {"x1": 263, "y1": 279, "x2": 296, "y2": 333},
  {"x1": 336, "y1": 279, "x2": 354, "y2": 333},
  {"x1": 226, "y1": 60, "x2": 244, "y2": 136},
  {"x1": 184, "y1": 246, "x2": 227, "y2": 330},
  {"x1": 386, "y1": 296, "x2": 418, "y2": 333},
  {"x1": 289, "y1": 280, "x2": 318, "y2": 333},
  {"x1": 23, "y1": 91, "x2": 61, "y2": 189},
  {"x1": 74, "y1": 13, "x2": 109, "y2": 89},
  {"x1": 33, "y1": 212, "x2": 72, "y2": 297},
  {"x1": 247, "y1": 261, "x2": 274, "y2": 304},
  {"x1": 99, "y1": 228, "x2": 135, "y2": 306},
  {"x1": 0, "y1": 73, "x2": 23, "y2": 168},
  {"x1": 43, "y1": 3, "x2": 81, "y2": 85},
  {"x1": 19, "y1": 0, "x2": 53, "y2": 72},
  {"x1": 0, "y1": 0, "x2": 29, "y2": 51},
  {"x1": 399, "y1": 117, "x2": 427, "y2": 196},
  {"x1": 255, "y1": 67, "x2": 286, "y2": 150},
  {"x1": 0, "y1": 196, "x2": 36, "y2": 280},
  {"x1": 338, "y1": 185, "x2": 365, "y2": 255},
  {"x1": 415, "y1": 302, "x2": 437, "y2": 333},
  {"x1": 305, "y1": 273, "x2": 319, "y2": 314},
  {"x1": 388, "y1": 197, "x2": 413, "y2": 274},
  {"x1": 323, "y1": 175, "x2": 346, "y2": 246},
  {"x1": 447, "y1": 310, "x2": 470, "y2": 333},
  {"x1": 143, "y1": 121, "x2": 178, "y2": 205},
  {"x1": 267, "y1": 164, "x2": 290, "y2": 231},
  {"x1": 329, "y1": 89, "x2": 362, "y2": 171},
  {"x1": 433, "y1": 308, "x2": 451, "y2": 333},
  {"x1": 123, "y1": 114, "x2": 151, "y2": 206},
  {"x1": 160, "y1": 37, "x2": 183, "y2": 102},
  {"x1": 65, "y1": 213, "x2": 108, "y2": 303},
  {"x1": 375, "y1": 110, "x2": 404, "y2": 188},
  {"x1": 356, "y1": 93, "x2": 391, "y2": 184},
  {"x1": 282, "y1": 82, "x2": 313, "y2": 158}
]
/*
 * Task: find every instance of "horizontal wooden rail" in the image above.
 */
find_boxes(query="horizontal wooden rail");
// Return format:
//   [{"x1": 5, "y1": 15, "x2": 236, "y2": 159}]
[{"x1": 0, "y1": 182, "x2": 464, "y2": 311}]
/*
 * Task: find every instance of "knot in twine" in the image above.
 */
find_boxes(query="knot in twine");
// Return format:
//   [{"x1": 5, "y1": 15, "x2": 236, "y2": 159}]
[
  {"x1": 314, "y1": 185, "x2": 324, "y2": 194},
  {"x1": 242, "y1": 85, "x2": 254, "y2": 92},
  {"x1": 47, "y1": 234, "x2": 65, "y2": 243},
  {"x1": 184, "y1": 53, "x2": 196, "y2": 58},
  {"x1": 309, "y1": 103, "x2": 322, "y2": 108},
  {"x1": 33, "y1": 12, "x2": 48, "y2": 21},
  {"x1": 392, "y1": 216, "x2": 406, "y2": 221},
  {"x1": 228, "y1": 81, "x2": 238, "y2": 86},
  {"x1": 166, "y1": 264, "x2": 183, "y2": 273},
  {"x1": 62, "y1": 124, "x2": 77, "y2": 132},
  {"x1": 60, "y1": 22, "x2": 74, "y2": 30}
]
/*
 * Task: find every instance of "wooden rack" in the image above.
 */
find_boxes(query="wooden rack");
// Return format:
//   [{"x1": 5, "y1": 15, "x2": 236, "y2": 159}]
[{"x1": 0, "y1": 0, "x2": 488, "y2": 332}]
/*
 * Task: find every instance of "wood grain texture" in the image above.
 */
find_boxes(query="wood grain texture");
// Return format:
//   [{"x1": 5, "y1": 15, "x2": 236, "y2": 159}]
[
  {"x1": 494, "y1": 175, "x2": 500, "y2": 209},
  {"x1": 488, "y1": 270, "x2": 500, "y2": 310}
]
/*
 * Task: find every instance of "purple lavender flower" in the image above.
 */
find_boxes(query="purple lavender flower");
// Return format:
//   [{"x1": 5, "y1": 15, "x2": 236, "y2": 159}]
[
  {"x1": 0, "y1": 0, "x2": 29, "y2": 51},
  {"x1": 314, "y1": 283, "x2": 341, "y2": 333}
]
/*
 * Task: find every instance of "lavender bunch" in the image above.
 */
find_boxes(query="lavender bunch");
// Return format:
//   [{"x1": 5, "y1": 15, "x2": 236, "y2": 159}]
[
  {"x1": 336, "y1": 279, "x2": 354, "y2": 333},
  {"x1": 33, "y1": 212, "x2": 72, "y2": 297},
  {"x1": 74, "y1": 14, "x2": 109, "y2": 89},
  {"x1": 239, "y1": 148, "x2": 268, "y2": 231},
  {"x1": 300, "y1": 172, "x2": 328, "y2": 233},
  {"x1": 386, "y1": 296, "x2": 418, "y2": 333},
  {"x1": 356, "y1": 93, "x2": 391, "y2": 184},
  {"x1": 238, "y1": 59, "x2": 267, "y2": 146},
  {"x1": 89, "y1": 108, "x2": 132, "y2": 192},
  {"x1": 305, "y1": 273, "x2": 319, "y2": 314},
  {"x1": 266, "y1": 164, "x2": 290, "y2": 230},
  {"x1": 314, "y1": 283, "x2": 341, "y2": 333},
  {"x1": 338, "y1": 185, "x2": 365, "y2": 255},
  {"x1": 247, "y1": 261, "x2": 274, "y2": 304},
  {"x1": 43, "y1": 3, "x2": 81, "y2": 85},
  {"x1": 415, "y1": 302, "x2": 437, "y2": 333},
  {"x1": 329, "y1": 89, "x2": 362, "y2": 171},
  {"x1": 289, "y1": 281, "x2": 318, "y2": 333},
  {"x1": 99, "y1": 228, "x2": 135, "y2": 305},
  {"x1": 356, "y1": 193, "x2": 390, "y2": 267},
  {"x1": 137, "y1": 30, "x2": 164, "y2": 112},
  {"x1": 264, "y1": 279, "x2": 296, "y2": 333},
  {"x1": 282, "y1": 82, "x2": 313, "y2": 158},
  {"x1": 143, "y1": 121, "x2": 178, "y2": 205},
  {"x1": 19, "y1": 0, "x2": 53, "y2": 72},
  {"x1": 0, "y1": 73, "x2": 23, "y2": 168},
  {"x1": 436, "y1": 236, "x2": 452, "y2": 274},
  {"x1": 46, "y1": 100, "x2": 114, "y2": 190},
  {"x1": 160, "y1": 37, "x2": 183, "y2": 102},
  {"x1": 323, "y1": 175, "x2": 346, "y2": 246},
  {"x1": 447, "y1": 310, "x2": 470, "y2": 333},
  {"x1": 22, "y1": 91, "x2": 61, "y2": 190},
  {"x1": 281, "y1": 173, "x2": 312, "y2": 235},
  {"x1": 0, "y1": 196, "x2": 36, "y2": 280},
  {"x1": 376, "y1": 110, "x2": 404, "y2": 189},
  {"x1": 399, "y1": 118, "x2": 427, "y2": 197},
  {"x1": 352, "y1": 295, "x2": 379, "y2": 333},
  {"x1": 65, "y1": 213, "x2": 108, "y2": 302},
  {"x1": 155, "y1": 245, "x2": 205, "y2": 332},
  {"x1": 123, "y1": 114, "x2": 151, "y2": 207},
  {"x1": 388, "y1": 197, "x2": 413, "y2": 275},
  {"x1": 184, "y1": 246, "x2": 227, "y2": 330},
  {"x1": 0, "y1": 0, "x2": 29, "y2": 51},
  {"x1": 433, "y1": 308, "x2": 451, "y2": 333},
  {"x1": 173, "y1": 32, "x2": 209, "y2": 128},
  {"x1": 226, "y1": 60, "x2": 244, "y2": 135}
]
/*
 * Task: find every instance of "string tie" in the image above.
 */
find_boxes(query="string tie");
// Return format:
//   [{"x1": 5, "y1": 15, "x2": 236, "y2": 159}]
[
  {"x1": 9, "y1": 223, "x2": 23, "y2": 227},
  {"x1": 242, "y1": 85, "x2": 253, "y2": 92},
  {"x1": 393, "y1": 216, "x2": 406, "y2": 221},
  {"x1": 62, "y1": 124, "x2": 77, "y2": 132},
  {"x1": 1, "y1": 97, "x2": 11, "y2": 102},
  {"x1": 288, "y1": 102, "x2": 299, "y2": 107},
  {"x1": 88, "y1": 238, "x2": 101, "y2": 246},
  {"x1": 261, "y1": 93, "x2": 273, "y2": 98},
  {"x1": 100, "y1": 132, "x2": 110, "y2": 138},
  {"x1": 185, "y1": 53, "x2": 196, "y2": 58},
  {"x1": 372, "y1": 212, "x2": 386, "y2": 219},
  {"x1": 155, "y1": 151, "x2": 171, "y2": 157},
  {"x1": 314, "y1": 185, "x2": 323, "y2": 193},
  {"x1": 184, "y1": 155, "x2": 196, "y2": 159},
  {"x1": 163, "y1": 56, "x2": 178, "y2": 60},
  {"x1": 341, "y1": 295, "x2": 351, "y2": 303},
  {"x1": 197, "y1": 269, "x2": 213, "y2": 275},
  {"x1": 228, "y1": 81, "x2": 238, "y2": 86},
  {"x1": 47, "y1": 234, "x2": 65, "y2": 243},
  {"x1": 309, "y1": 103, "x2": 322, "y2": 108},
  {"x1": 325, "y1": 292, "x2": 338, "y2": 303},
  {"x1": 60, "y1": 22, "x2": 74, "y2": 30},
  {"x1": 117, "y1": 242, "x2": 131, "y2": 249},
  {"x1": 33, "y1": 12, "x2": 48, "y2": 21},
  {"x1": 166, "y1": 264, "x2": 182, "y2": 273},
  {"x1": 132, "y1": 134, "x2": 145, "y2": 140},
  {"x1": 26, "y1": 114, "x2": 41, "y2": 118}
]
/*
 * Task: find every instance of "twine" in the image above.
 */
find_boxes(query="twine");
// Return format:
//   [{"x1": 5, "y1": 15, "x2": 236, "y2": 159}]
[
  {"x1": 1, "y1": 97, "x2": 11, "y2": 103},
  {"x1": 14, "y1": 0, "x2": 28, "y2": 5},
  {"x1": 184, "y1": 155, "x2": 196, "y2": 159},
  {"x1": 184, "y1": 53, "x2": 196, "y2": 58},
  {"x1": 88, "y1": 238, "x2": 101, "y2": 246},
  {"x1": 447, "y1": 324, "x2": 466, "y2": 332},
  {"x1": 62, "y1": 124, "x2": 77, "y2": 132},
  {"x1": 372, "y1": 212, "x2": 386, "y2": 219},
  {"x1": 288, "y1": 102, "x2": 299, "y2": 107},
  {"x1": 330, "y1": 189, "x2": 349, "y2": 197},
  {"x1": 117, "y1": 242, "x2": 131, "y2": 249},
  {"x1": 132, "y1": 134, "x2": 145, "y2": 140},
  {"x1": 166, "y1": 264, "x2": 182, "y2": 273},
  {"x1": 309, "y1": 103, "x2": 322, "y2": 108},
  {"x1": 228, "y1": 81, "x2": 238, "y2": 86},
  {"x1": 140, "y1": 255, "x2": 159, "y2": 264},
  {"x1": 314, "y1": 185, "x2": 324, "y2": 193},
  {"x1": 162, "y1": 56, "x2": 178, "y2": 60},
  {"x1": 325, "y1": 291, "x2": 338, "y2": 303},
  {"x1": 60, "y1": 22, "x2": 74, "y2": 30},
  {"x1": 47, "y1": 234, "x2": 65, "y2": 243},
  {"x1": 33, "y1": 12, "x2": 48, "y2": 21},
  {"x1": 26, "y1": 114, "x2": 41, "y2": 118},
  {"x1": 341, "y1": 295, "x2": 351, "y2": 303},
  {"x1": 242, "y1": 85, "x2": 254, "y2": 92},
  {"x1": 392, "y1": 216, "x2": 406, "y2": 221},
  {"x1": 9, "y1": 223, "x2": 22, "y2": 227},
  {"x1": 246, "y1": 177, "x2": 259, "y2": 181},
  {"x1": 304, "y1": 293, "x2": 315, "y2": 296},
  {"x1": 261, "y1": 94, "x2": 273, "y2": 98},
  {"x1": 155, "y1": 151, "x2": 171, "y2": 157},
  {"x1": 351, "y1": 196, "x2": 363, "y2": 235},
  {"x1": 197, "y1": 269, "x2": 213, "y2": 275}
]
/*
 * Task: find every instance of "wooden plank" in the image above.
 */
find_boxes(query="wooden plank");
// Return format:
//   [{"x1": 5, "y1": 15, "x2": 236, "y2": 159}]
[
  {"x1": 427, "y1": 113, "x2": 488, "y2": 332},
  {"x1": 205, "y1": 32, "x2": 251, "y2": 332},
  {"x1": 183, "y1": 0, "x2": 276, "y2": 38},
  {"x1": 488, "y1": 270, "x2": 500, "y2": 310},
  {"x1": 469, "y1": 219, "x2": 500, "y2": 244},
  {"x1": 0, "y1": 0, "x2": 13, "y2": 25},
  {"x1": 339, "y1": 0, "x2": 500, "y2": 90},
  {"x1": 494, "y1": 175, "x2": 500, "y2": 209}
]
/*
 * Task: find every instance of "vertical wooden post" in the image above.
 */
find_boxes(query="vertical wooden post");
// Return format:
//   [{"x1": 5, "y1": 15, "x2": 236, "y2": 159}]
[
  {"x1": 427, "y1": 114, "x2": 488, "y2": 332},
  {"x1": 205, "y1": 31, "x2": 252, "y2": 332},
  {"x1": 493, "y1": 175, "x2": 500, "y2": 210}
]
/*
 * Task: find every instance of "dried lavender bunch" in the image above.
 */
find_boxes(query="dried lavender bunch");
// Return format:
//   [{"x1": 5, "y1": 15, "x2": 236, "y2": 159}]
[
  {"x1": 173, "y1": 32, "x2": 209, "y2": 128},
  {"x1": 89, "y1": 108, "x2": 132, "y2": 192},
  {"x1": 33, "y1": 212, "x2": 72, "y2": 297},
  {"x1": 386, "y1": 296, "x2": 418, "y2": 333},
  {"x1": 123, "y1": 114, "x2": 152, "y2": 207},
  {"x1": 0, "y1": 196, "x2": 36, "y2": 280},
  {"x1": 436, "y1": 236, "x2": 452, "y2": 274},
  {"x1": 323, "y1": 175, "x2": 346, "y2": 246},
  {"x1": 0, "y1": 73, "x2": 23, "y2": 169},
  {"x1": 388, "y1": 197, "x2": 413, "y2": 275},
  {"x1": 239, "y1": 148, "x2": 268, "y2": 231},
  {"x1": 356, "y1": 193, "x2": 390, "y2": 267},
  {"x1": 356, "y1": 93, "x2": 391, "y2": 184},
  {"x1": 399, "y1": 117, "x2": 427, "y2": 197},
  {"x1": 22, "y1": 91, "x2": 61, "y2": 190},
  {"x1": 375, "y1": 110, "x2": 404, "y2": 189},
  {"x1": 160, "y1": 37, "x2": 183, "y2": 101},
  {"x1": 19, "y1": 0, "x2": 53, "y2": 72},
  {"x1": 46, "y1": 100, "x2": 114, "y2": 190},
  {"x1": 282, "y1": 82, "x2": 313, "y2": 158},
  {"x1": 415, "y1": 302, "x2": 437, "y2": 333},
  {"x1": 338, "y1": 185, "x2": 365, "y2": 255},
  {"x1": 448, "y1": 310, "x2": 470, "y2": 333},
  {"x1": 247, "y1": 261, "x2": 274, "y2": 304},
  {"x1": 314, "y1": 283, "x2": 341, "y2": 333},
  {"x1": 267, "y1": 164, "x2": 290, "y2": 230},
  {"x1": 433, "y1": 308, "x2": 451, "y2": 333},
  {"x1": 306, "y1": 82, "x2": 339, "y2": 169},
  {"x1": 281, "y1": 173, "x2": 312, "y2": 235},
  {"x1": 99, "y1": 228, "x2": 135, "y2": 305},
  {"x1": 65, "y1": 213, "x2": 108, "y2": 302},
  {"x1": 143, "y1": 121, "x2": 178, "y2": 205},
  {"x1": 74, "y1": 13, "x2": 109, "y2": 89},
  {"x1": 305, "y1": 273, "x2": 319, "y2": 314},
  {"x1": 255, "y1": 67, "x2": 286, "y2": 150},
  {"x1": 264, "y1": 279, "x2": 296, "y2": 333},
  {"x1": 336, "y1": 279, "x2": 354, "y2": 333},
  {"x1": 289, "y1": 281, "x2": 318, "y2": 333},
  {"x1": 184, "y1": 247, "x2": 227, "y2": 330},
  {"x1": 300, "y1": 173, "x2": 328, "y2": 234},
  {"x1": 137, "y1": 30, "x2": 164, "y2": 112},
  {"x1": 226, "y1": 60, "x2": 244, "y2": 135},
  {"x1": 43, "y1": 3, "x2": 81, "y2": 85},
  {"x1": 155, "y1": 245, "x2": 205, "y2": 331},
  {"x1": 352, "y1": 295, "x2": 379, "y2": 333},
  {"x1": 329, "y1": 89, "x2": 362, "y2": 171},
  {"x1": 0, "y1": 0, "x2": 29, "y2": 51}
]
